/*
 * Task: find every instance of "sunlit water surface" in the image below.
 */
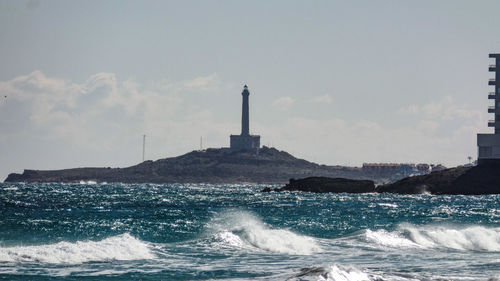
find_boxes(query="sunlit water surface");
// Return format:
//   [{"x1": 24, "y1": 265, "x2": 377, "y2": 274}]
[{"x1": 1, "y1": 182, "x2": 499, "y2": 280}]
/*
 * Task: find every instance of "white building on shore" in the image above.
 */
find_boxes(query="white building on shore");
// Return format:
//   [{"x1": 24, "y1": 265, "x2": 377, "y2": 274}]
[{"x1": 477, "y1": 53, "x2": 500, "y2": 164}]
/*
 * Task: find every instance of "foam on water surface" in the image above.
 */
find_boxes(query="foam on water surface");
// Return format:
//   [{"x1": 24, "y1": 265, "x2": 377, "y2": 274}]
[
  {"x1": 0, "y1": 233, "x2": 154, "y2": 264},
  {"x1": 286, "y1": 264, "x2": 419, "y2": 281},
  {"x1": 1, "y1": 183, "x2": 499, "y2": 280},
  {"x1": 366, "y1": 224, "x2": 500, "y2": 251}
]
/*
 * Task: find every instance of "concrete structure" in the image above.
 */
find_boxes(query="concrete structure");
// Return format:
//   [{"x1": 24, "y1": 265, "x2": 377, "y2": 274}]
[
  {"x1": 477, "y1": 54, "x2": 500, "y2": 164},
  {"x1": 230, "y1": 85, "x2": 260, "y2": 151}
]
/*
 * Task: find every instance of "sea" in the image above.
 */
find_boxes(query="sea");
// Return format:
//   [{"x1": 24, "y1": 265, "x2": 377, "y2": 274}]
[{"x1": 0, "y1": 182, "x2": 499, "y2": 281}]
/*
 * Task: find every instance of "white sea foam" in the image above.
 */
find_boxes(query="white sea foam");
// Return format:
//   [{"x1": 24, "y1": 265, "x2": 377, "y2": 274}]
[
  {"x1": 320, "y1": 265, "x2": 373, "y2": 281},
  {"x1": 404, "y1": 225, "x2": 500, "y2": 251},
  {"x1": 210, "y1": 211, "x2": 321, "y2": 255},
  {"x1": 0, "y1": 233, "x2": 155, "y2": 264},
  {"x1": 79, "y1": 180, "x2": 97, "y2": 185},
  {"x1": 365, "y1": 229, "x2": 421, "y2": 248},
  {"x1": 378, "y1": 203, "x2": 398, "y2": 208},
  {"x1": 366, "y1": 224, "x2": 500, "y2": 251},
  {"x1": 213, "y1": 231, "x2": 245, "y2": 248},
  {"x1": 287, "y1": 264, "x2": 385, "y2": 281}
]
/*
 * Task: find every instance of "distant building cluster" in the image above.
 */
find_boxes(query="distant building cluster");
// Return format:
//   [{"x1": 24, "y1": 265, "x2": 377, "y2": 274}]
[{"x1": 362, "y1": 163, "x2": 446, "y2": 175}]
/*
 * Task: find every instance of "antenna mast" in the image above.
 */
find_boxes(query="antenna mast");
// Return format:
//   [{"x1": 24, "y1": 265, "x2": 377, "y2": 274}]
[{"x1": 142, "y1": 134, "x2": 146, "y2": 162}]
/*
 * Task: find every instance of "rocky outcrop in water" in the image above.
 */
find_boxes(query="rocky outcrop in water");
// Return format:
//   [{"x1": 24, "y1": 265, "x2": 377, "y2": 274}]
[
  {"x1": 263, "y1": 162, "x2": 500, "y2": 195},
  {"x1": 377, "y1": 162, "x2": 500, "y2": 195},
  {"x1": 262, "y1": 177, "x2": 376, "y2": 193}
]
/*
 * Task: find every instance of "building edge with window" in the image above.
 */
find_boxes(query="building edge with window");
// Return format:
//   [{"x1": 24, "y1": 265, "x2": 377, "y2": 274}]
[{"x1": 477, "y1": 53, "x2": 500, "y2": 164}]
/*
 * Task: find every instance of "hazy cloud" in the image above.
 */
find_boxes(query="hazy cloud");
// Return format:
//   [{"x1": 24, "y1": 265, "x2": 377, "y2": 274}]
[
  {"x1": 397, "y1": 96, "x2": 481, "y2": 121},
  {"x1": 417, "y1": 120, "x2": 440, "y2": 134},
  {"x1": 310, "y1": 95, "x2": 333, "y2": 104},
  {"x1": 258, "y1": 113, "x2": 478, "y2": 167},
  {"x1": 183, "y1": 73, "x2": 220, "y2": 91},
  {"x1": 272, "y1": 97, "x2": 295, "y2": 111},
  {"x1": 0, "y1": 71, "x2": 227, "y2": 179}
]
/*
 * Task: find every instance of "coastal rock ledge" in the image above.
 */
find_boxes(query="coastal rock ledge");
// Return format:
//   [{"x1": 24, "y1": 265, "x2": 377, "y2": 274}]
[
  {"x1": 264, "y1": 162, "x2": 500, "y2": 195},
  {"x1": 377, "y1": 162, "x2": 500, "y2": 195}
]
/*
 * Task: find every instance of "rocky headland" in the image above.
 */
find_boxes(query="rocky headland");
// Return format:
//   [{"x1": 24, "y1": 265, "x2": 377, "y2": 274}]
[
  {"x1": 6, "y1": 146, "x2": 498, "y2": 195},
  {"x1": 377, "y1": 162, "x2": 500, "y2": 195},
  {"x1": 4, "y1": 147, "x2": 368, "y2": 184},
  {"x1": 264, "y1": 162, "x2": 500, "y2": 195}
]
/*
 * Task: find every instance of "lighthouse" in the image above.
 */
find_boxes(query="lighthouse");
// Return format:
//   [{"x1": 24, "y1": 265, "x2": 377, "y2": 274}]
[
  {"x1": 241, "y1": 85, "x2": 250, "y2": 136},
  {"x1": 230, "y1": 85, "x2": 260, "y2": 151},
  {"x1": 477, "y1": 54, "x2": 500, "y2": 164}
]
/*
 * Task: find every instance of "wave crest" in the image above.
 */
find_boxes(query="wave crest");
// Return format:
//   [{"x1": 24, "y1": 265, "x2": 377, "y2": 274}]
[
  {"x1": 366, "y1": 224, "x2": 500, "y2": 251},
  {"x1": 0, "y1": 233, "x2": 155, "y2": 264},
  {"x1": 210, "y1": 211, "x2": 321, "y2": 255}
]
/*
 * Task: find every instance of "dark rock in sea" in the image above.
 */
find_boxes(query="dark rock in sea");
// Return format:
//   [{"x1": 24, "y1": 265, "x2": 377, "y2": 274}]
[
  {"x1": 267, "y1": 177, "x2": 376, "y2": 193},
  {"x1": 260, "y1": 187, "x2": 273, "y2": 192},
  {"x1": 261, "y1": 162, "x2": 500, "y2": 195},
  {"x1": 376, "y1": 162, "x2": 500, "y2": 195}
]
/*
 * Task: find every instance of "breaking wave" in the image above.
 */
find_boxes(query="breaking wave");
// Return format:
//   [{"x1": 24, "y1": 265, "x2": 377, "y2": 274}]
[
  {"x1": 365, "y1": 224, "x2": 500, "y2": 251},
  {"x1": 0, "y1": 233, "x2": 155, "y2": 264},
  {"x1": 286, "y1": 264, "x2": 395, "y2": 281},
  {"x1": 210, "y1": 211, "x2": 321, "y2": 255},
  {"x1": 79, "y1": 180, "x2": 97, "y2": 185}
]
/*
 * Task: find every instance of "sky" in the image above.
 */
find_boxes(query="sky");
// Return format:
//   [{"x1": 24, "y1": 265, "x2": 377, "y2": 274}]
[{"x1": 1, "y1": 0, "x2": 499, "y2": 180}]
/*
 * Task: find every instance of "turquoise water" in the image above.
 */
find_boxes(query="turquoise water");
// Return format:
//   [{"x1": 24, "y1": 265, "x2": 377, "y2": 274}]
[{"x1": 0, "y1": 182, "x2": 499, "y2": 280}]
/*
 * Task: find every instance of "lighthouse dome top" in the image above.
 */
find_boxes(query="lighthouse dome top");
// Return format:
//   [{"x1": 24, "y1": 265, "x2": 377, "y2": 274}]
[{"x1": 242, "y1": 85, "x2": 250, "y2": 96}]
